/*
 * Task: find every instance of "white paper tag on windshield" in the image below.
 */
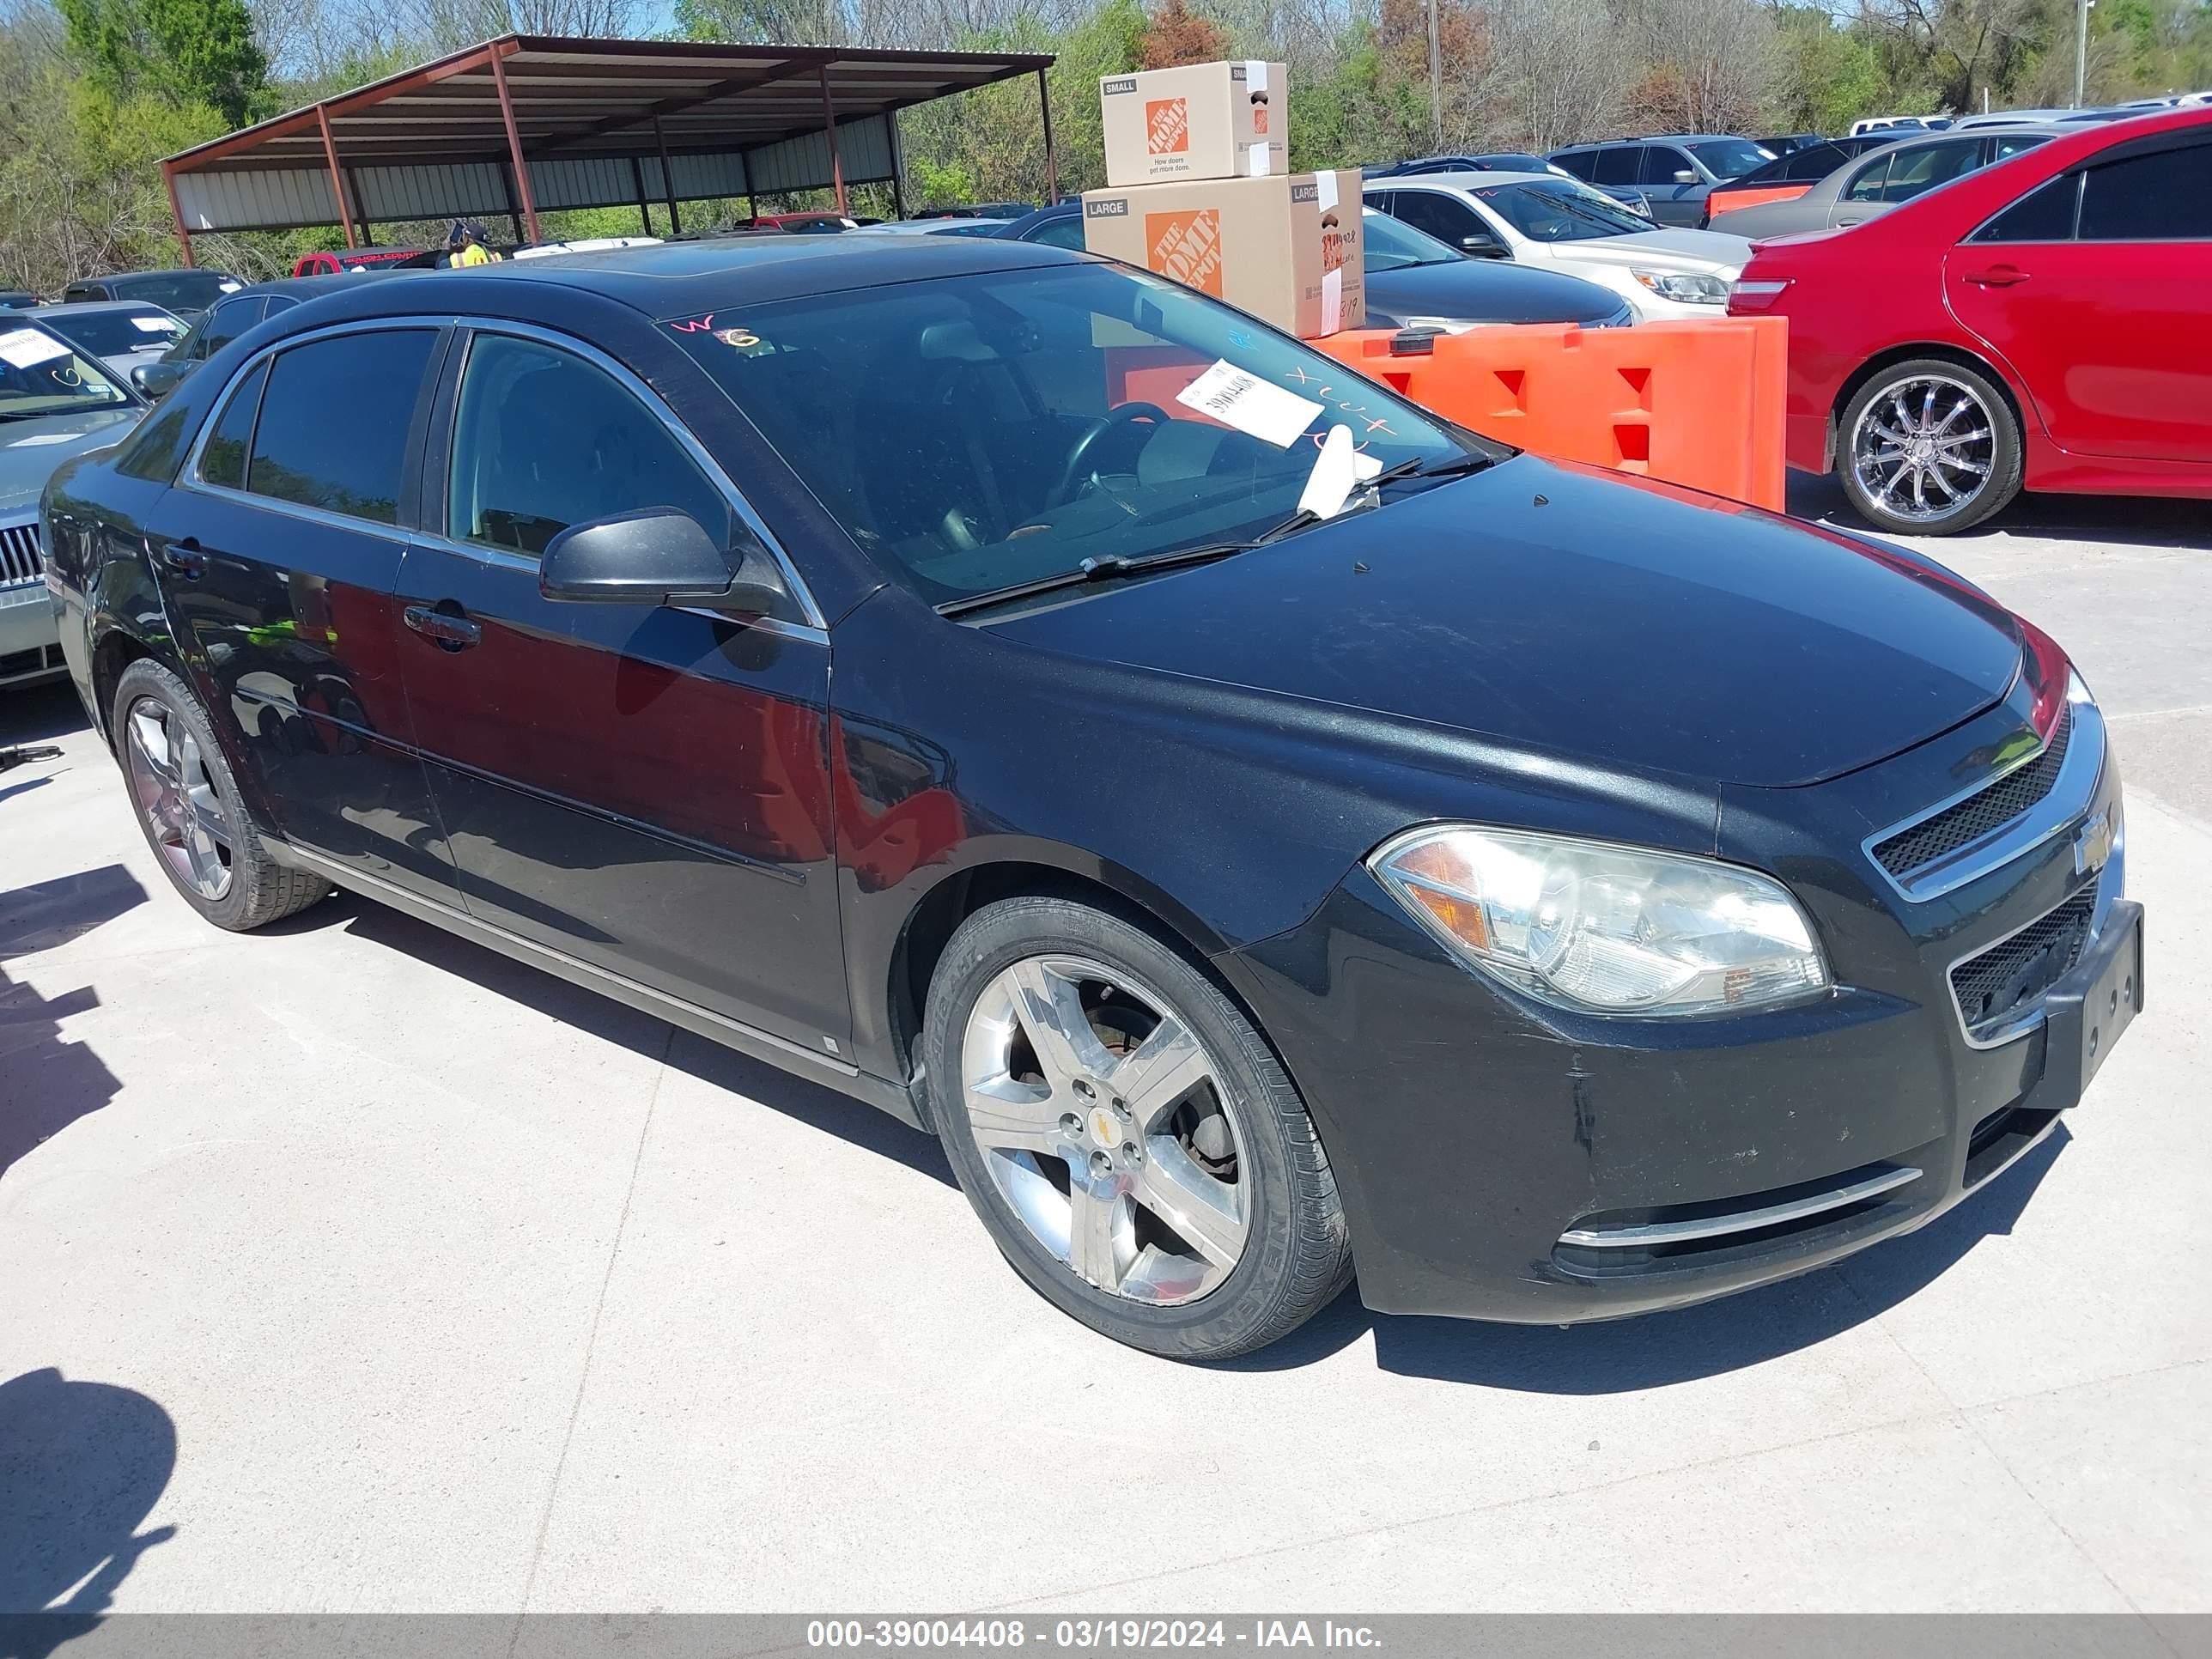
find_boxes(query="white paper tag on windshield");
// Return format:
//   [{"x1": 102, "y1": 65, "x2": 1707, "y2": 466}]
[
  {"x1": 1176, "y1": 360, "x2": 1323, "y2": 448},
  {"x1": 131, "y1": 315, "x2": 173, "y2": 332},
  {"x1": 1297, "y1": 422, "x2": 1383, "y2": 520},
  {"x1": 0, "y1": 327, "x2": 70, "y2": 369}
]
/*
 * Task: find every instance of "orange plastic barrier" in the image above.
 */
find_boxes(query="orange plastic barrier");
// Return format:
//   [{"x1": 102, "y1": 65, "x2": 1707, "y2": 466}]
[{"x1": 1310, "y1": 317, "x2": 1789, "y2": 511}]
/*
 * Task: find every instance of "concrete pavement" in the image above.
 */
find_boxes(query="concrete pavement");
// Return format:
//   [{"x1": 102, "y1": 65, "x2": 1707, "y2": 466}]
[{"x1": 3, "y1": 486, "x2": 2208, "y2": 1615}]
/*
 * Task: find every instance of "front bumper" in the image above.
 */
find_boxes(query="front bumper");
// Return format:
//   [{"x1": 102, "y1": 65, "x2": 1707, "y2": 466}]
[
  {"x1": 0, "y1": 581, "x2": 64, "y2": 688},
  {"x1": 1222, "y1": 690, "x2": 2138, "y2": 1323}
]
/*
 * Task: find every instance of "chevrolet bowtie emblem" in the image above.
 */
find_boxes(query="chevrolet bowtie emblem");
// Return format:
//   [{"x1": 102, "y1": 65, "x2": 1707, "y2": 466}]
[{"x1": 2073, "y1": 808, "x2": 2115, "y2": 876}]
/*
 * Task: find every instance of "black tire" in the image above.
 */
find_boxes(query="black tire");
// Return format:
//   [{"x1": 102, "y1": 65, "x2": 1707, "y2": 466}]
[
  {"x1": 1837, "y1": 356, "x2": 2024, "y2": 536},
  {"x1": 112, "y1": 659, "x2": 330, "y2": 931},
  {"x1": 922, "y1": 895, "x2": 1352, "y2": 1360}
]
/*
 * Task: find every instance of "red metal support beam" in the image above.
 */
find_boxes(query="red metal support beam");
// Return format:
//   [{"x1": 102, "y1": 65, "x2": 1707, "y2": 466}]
[
  {"x1": 653, "y1": 117, "x2": 682, "y2": 234},
  {"x1": 162, "y1": 161, "x2": 195, "y2": 267},
  {"x1": 318, "y1": 104, "x2": 358, "y2": 248},
  {"x1": 817, "y1": 64, "x2": 848, "y2": 216},
  {"x1": 1036, "y1": 69, "x2": 1058, "y2": 207},
  {"x1": 489, "y1": 44, "x2": 541, "y2": 245}
]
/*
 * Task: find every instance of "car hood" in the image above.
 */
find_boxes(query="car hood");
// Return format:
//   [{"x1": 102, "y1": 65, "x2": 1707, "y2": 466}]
[
  {"x1": 0, "y1": 405, "x2": 139, "y2": 517},
  {"x1": 1365, "y1": 262, "x2": 1625, "y2": 326},
  {"x1": 984, "y1": 458, "x2": 2024, "y2": 788},
  {"x1": 1558, "y1": 228, "x2": 1753, "y2": 276}
]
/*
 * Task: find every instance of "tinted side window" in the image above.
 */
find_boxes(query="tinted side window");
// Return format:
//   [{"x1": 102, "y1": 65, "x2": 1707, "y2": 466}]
[
  {"x1": 1393, "y1": 191, "x2": 1490, "y2": 247},
  {"x1": 1783, "y1": 144, "x2": 1845, "y2": 180},
  {"x1": 246, "y1": 330, "x2": 435, "y2": 525},
  {"x1": 446, "y1": 333, "x2": 732, "y2": 560},
  {"x1": 1990, "y1": 132, "x2": 2052, "y2": 161},
  {"x1": 1552, "y1": 150, "x2": 1596, "y2": 180},
  {"x1": 196, "y1": 296, "x2": 264, "y2": 361},
  {"x1": 1641, "y1": 146, "x2": 1694, "y2": 185},
  {"x1": 1024, "y1": 215, "x2": 1086, "y2": 251},
  {"x1": 1974, "y1": 173, "x2": 2081, "y2": 242},
  {"x1": 2080, "y1": 142, "x2": 2212, "y2": 240},
  {"x1": 1882, "y1": 141, "x2": 1983, "y2": 203},
  {"x1": 198, "y1": 360, "x2": 269, "y2": 490},
  {"x1": 1593, "y1": 147, "x2": 1642, "y2": 185},
  {"x1": 1843, "y1": 156, "x2": 1892, "y2": 203}
]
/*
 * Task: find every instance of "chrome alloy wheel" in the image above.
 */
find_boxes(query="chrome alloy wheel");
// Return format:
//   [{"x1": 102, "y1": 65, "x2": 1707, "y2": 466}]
[
  {"x1": 961, "y1": 956, "x2": 1250, "y2": 1305},
  {"x1": 1850, "y1": 373, "x2": 1996, "y2": 523},
  {"x1": 125, "y1": 697, "x2": 235, "y2": 902}
]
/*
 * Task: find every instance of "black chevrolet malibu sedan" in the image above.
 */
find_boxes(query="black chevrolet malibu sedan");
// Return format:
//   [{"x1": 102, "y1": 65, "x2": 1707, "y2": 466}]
[{"x1": 41, "y1": 238, "x2": 2141, "y2": 1359}]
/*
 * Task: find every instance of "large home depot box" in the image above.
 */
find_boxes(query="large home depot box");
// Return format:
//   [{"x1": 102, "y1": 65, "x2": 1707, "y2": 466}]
[
  {"x1": 1080, "y1": 170, "x2": 1364, "y2": 338},
  {"x1": 1100, "y1": 60, "x2": 1288, "y2": 186}
]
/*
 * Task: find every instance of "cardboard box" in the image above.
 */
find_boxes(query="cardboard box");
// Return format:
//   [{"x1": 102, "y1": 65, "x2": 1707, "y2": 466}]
[
  {"x1": 1080, "y1": 170, "x2": 1364, "y2": 338},
  {"x1": 1100, "y1": 60, "x2": 1288, "y2": 186}
]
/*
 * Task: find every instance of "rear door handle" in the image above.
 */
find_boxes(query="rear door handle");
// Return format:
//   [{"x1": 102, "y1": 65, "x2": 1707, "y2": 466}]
[
  {"x1": 1964, "y1": 264, "x2": 2028, "y2": 287},
  {"x1": 160, "y1": 537, "x2": 205, "y2": 578},
  {"x1": 403, "y1": 603, "x2": 482, "y2": 650}
]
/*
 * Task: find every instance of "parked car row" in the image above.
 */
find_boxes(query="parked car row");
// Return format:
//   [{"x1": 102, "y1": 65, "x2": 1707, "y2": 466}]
[{"x1": 39, "y1": 234, "x2": 2145, "y2": 1359}]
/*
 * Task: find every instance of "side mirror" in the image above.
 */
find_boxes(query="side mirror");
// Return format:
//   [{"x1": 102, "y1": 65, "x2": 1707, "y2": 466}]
[
  {"x1": 133, "y1": 361, "x2": 187, "y2": 400},
  {"x1": 1462, "y1": 237, "x2": 1510, "y2": 259},
  {"x1": 1673, "y1": 169, "x2": 1699, "y2": 185},
  {"x1": 539, "y1": 507, "x2": 787, "y2": 615}
]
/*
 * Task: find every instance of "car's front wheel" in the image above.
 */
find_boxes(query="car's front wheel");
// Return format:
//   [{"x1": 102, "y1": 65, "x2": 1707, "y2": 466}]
[
  {"x1": 922, "y1": 896, "x2": 1352, "y2": 1359},
  {"x1": 1838, "y1": 357, "x2": 2023, "y2": 535},
  {"x1": 112, "y1": 658, "x2": 330, "y2": 931}
]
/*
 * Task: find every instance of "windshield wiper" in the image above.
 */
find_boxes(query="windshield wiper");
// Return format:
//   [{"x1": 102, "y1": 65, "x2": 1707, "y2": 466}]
[
  {"x1": 934, "y1": 507, "x2": 1332, "y2": 618},
  {"x1": 1365, "y1": 451, "x2": 1500, "y2": 490}
]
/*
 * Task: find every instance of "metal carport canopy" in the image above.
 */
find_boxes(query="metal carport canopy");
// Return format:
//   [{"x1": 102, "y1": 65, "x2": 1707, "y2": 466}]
[{"x1": 159, "y1": 33, "x2": 1058, "y2": 256}]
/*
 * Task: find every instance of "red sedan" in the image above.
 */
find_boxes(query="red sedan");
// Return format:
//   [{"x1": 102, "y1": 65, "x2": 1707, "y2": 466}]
[{"x1": 1729, "y1": 106, "x2": 2212, "y2": 534}]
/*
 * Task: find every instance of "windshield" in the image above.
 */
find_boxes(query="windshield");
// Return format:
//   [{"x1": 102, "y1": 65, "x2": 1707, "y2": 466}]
[
  {"x1": 669, "y1": 263, "x2": 1490, "y2": 607},
  {"x1": 0, "y1": 322, "x2": 134, "y2": 418},
  {"x1": 1361, "y1": 208, "x2": 1461, "y2": 270},
  {"x1": 115, "y1": 271, "x2": 240, "y2": 312},
  {"x1": 1687, "y1": 140, "x2": 1775, "y2": 179},
  {"x1": 1474, "y1": 181, "x2": 1653, "y2": 240},
  {"x1": 52, "y1": 307, "x2": 188, "y2": 357}
]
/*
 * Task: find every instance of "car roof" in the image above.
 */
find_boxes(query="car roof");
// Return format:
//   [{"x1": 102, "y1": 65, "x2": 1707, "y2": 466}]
[
  {"x1": 75, "y1": 270, "x2": 234, "y2": 283},
  {"x1": 1370, "y1": 170, "x2": 1560, "y2": 189},
  {"x1": 1553, "y1": 135, "x2": 1747, "y2": 149},
  {"x1": 290, "y1": 234, "x2": 1086, "y2": 322},
  {"x1": 34, "y1": 299, "x2": 179, "y2": 316}
]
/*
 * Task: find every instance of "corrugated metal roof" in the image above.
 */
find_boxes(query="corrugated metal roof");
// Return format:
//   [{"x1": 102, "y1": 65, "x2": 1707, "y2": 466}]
[{"x1": 163, "y1": 34, "x2": 1050, "y2": 233}]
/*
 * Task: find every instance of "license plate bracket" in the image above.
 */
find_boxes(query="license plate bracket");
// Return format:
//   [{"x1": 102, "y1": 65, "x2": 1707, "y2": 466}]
[{"x1": 2042, "y1": 900, "x2": 2143, "y2": 1105}]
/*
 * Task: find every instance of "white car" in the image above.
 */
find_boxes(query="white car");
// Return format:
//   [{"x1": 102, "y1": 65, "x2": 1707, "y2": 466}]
[{"x1": 1364, "y1": 172, "x2": 1752, "y2": 322}]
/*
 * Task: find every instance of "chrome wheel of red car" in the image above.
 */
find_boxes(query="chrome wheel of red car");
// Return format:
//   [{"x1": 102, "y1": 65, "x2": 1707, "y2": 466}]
[
  {"x1": 1838, "y1": 357, "x2": 2024, "y2": 536},
  {"x1": 1850, "y1": 372, "x2": 1996, "y2": 523}
]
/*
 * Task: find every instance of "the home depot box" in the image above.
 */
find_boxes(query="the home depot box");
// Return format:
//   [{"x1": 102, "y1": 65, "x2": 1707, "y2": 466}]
[
  {"x1": 1099, "y1": 60, "x2": 1288, "y2": 186},
  {"x1": 1080, "y1": 171, "x2": 1364, "y2": 338}
]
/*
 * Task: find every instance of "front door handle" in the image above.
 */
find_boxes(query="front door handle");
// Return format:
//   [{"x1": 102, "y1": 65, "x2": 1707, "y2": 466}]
[
  {"x1": 1964, "y1": 264, "x2": 2028, "y2": 287},
  {"x1": 403, "y1": 603, "x2": 482, "y2": 651},
  {"x1": 160, "y1": 538, "x2": 205, "y2": 578}
]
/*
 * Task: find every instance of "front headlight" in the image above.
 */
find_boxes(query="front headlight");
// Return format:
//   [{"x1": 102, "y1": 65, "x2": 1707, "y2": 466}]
[
  {"x1": 1369, "y1": 825, "x2": 1830, "y2": 1016},
  {"x1": 1631, "y1": 270, "x2": 1729, "y2": 304}
]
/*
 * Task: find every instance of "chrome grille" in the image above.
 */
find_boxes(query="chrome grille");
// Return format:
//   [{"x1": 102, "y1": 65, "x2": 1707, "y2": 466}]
[
  {"x1": 0, "y1": 520, "x2": 40, "y2": 586},
  {"x1": 1874, "y1": 708, "x2": 2072, "y2": 878},
  {"x1": 1949, "y1": 884, "x2": 2095, "y2": 1044}
]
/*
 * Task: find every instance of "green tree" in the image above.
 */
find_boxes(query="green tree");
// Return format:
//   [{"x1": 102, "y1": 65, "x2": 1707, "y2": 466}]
[{"x1": 58, "y1": 0, "x2": 268, "y2": 126}]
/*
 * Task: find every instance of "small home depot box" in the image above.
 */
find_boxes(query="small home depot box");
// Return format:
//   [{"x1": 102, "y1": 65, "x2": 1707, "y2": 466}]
[
  {"x1": 1100, "y1": 60, "x2": 1288, "y2": 186},
  {"x1": 1080, "y1": 170, "x2": 1364, "y2": 338}
]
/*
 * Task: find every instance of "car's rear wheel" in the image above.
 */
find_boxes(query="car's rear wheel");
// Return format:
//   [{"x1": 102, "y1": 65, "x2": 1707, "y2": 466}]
[
  {"x1": 112, "y1": 659, "x2": 329, "y2": 931},
  {"x1": 1838, "y1": 357, "x2": 2023, "y2": 536},
  {"x1": 922, "y1": 896, "x2": 1352, "y2": 1359}
]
